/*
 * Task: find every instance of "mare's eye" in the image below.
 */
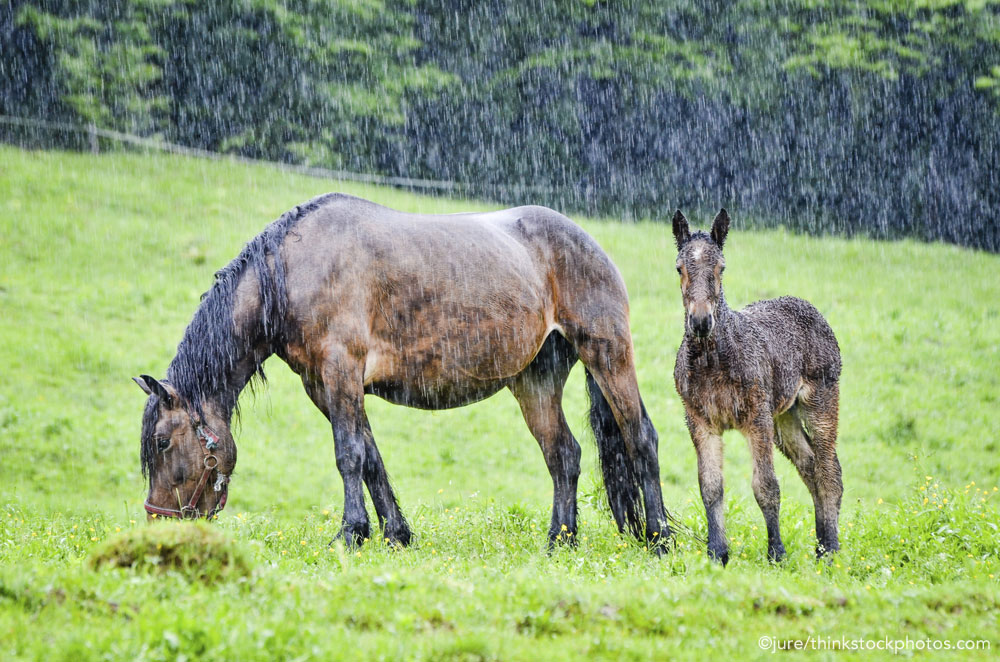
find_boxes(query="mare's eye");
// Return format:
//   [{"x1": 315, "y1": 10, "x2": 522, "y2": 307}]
[
  {"x1": 156, "y1": 437, "x2": 171, "y2": 452},
  {"x1": 675, "y1": 265, "x2": 682, "y2": 274}
]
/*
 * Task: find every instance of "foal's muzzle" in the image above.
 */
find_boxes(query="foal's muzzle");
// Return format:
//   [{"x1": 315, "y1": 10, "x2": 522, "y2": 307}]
[{"x1": 690, "y1": 313, "x2": 715, "y2": 338}]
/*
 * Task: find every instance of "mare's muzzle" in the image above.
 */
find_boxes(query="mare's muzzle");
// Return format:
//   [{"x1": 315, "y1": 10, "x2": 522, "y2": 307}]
[{"x1": 144, "y1": 424, "x2": 230, "y2": 520}]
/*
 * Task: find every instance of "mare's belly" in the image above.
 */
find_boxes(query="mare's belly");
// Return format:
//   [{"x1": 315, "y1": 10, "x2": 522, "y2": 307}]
[
  {"x1": 362, "y1": 313, "x2": 548, "y2": 410},
  {"x1": 363, "y1": 257, "x2": 552, "y2": 408},
  {"x1": 364, "y1": 377, "x2": 507, "y2": 410}
]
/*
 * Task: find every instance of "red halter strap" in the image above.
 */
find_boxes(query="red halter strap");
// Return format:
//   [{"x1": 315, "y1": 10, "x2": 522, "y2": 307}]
[{"x1": 144, "y1": 424, "x2": 230, "y2": 520}]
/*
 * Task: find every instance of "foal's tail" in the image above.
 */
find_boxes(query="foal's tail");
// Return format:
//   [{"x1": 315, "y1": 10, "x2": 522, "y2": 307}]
[{"x1": 586, "y1": 369, "x2": 645, "y2": 538}]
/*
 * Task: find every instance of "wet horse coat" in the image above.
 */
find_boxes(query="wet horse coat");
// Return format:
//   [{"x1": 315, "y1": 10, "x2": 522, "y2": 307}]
[
  {"x1": 671, "y1": 210, "x2": 843, "y2": 563},
  {"x1": 136, "y1": 194, "x2": 668, "y2": 549}
]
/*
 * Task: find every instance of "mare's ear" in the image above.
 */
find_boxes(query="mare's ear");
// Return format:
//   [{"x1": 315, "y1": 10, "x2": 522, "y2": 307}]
[
  {"x1": 137, "y1": 375, "x2": 175, "y2": 408},
  {"x1": 711, "y1": 208, "x2": 730, "y2": 249},
  {"x1": 672, "y1": 210, "x2": 690, "y2": 250},
  {"x1": 132, "y1": 376, "x2": 152, "y2": 396}
]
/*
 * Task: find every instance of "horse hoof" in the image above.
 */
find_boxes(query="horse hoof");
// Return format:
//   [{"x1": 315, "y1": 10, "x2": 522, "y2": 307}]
[
  {"x1": 330, "y1": 523, "x2": 370, "y2": 549},
  {"x1": 546, "y1": 533, "x2": 579, "y2": 552},
  {"x1": 383, "y1": 526, "x2": 412, "y2": 549},
  {"x1": 649, "y1": 529, "x2": 675, "y2": 556},
  {"x1": 708, "y1": 547, "x2": 729, "y2": 566},
  {"x1": 768, "y1": 545, "x2": 786, "y2": 563}
]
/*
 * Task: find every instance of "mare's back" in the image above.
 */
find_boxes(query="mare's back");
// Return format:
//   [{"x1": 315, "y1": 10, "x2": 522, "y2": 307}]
[
  {"x1": 289, "y1": 195, "x2": 574, "y2": 277},
  {"x1": 281, "y1": 197, "x2": 564, "y2": 303}
]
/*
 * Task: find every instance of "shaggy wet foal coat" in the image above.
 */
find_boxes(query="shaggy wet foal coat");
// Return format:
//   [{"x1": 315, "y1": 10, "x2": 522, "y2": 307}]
[{"x1": 672, "y1": 210, "x2": 842, "y2": 563}]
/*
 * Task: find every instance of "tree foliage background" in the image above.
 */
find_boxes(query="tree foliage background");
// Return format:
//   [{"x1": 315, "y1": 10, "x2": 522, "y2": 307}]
[{"x1": 2, "y1": 0, "x2": 998, "y2": 250}]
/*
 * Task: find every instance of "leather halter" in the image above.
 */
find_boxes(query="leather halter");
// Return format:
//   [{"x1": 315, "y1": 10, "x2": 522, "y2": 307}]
[{"x1": 144, "y1": 424, "x2": 230, "y2": 520}]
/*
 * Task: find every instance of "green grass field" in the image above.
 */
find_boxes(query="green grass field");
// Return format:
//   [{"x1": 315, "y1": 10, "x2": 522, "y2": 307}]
[{"x1": 1, "y1": 145, "x2": 998, "y2": 660}]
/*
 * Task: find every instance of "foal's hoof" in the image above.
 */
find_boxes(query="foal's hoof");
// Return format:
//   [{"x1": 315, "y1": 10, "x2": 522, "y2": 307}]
[{"x1": 768, "y1": 544, "x2": 787, "y2": 563}]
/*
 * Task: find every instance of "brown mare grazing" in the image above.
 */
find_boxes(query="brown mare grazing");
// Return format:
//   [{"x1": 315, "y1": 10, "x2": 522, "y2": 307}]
[
  {"x1": 671, "y1": 210, "x2": 842, "y2": 564},
  {"x1": 134, "y1": 193, "x2": 670, "y2": 550}
]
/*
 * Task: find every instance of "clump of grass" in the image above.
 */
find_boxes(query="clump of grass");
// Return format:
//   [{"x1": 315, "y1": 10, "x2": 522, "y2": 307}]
[{"x1": 88, "y1": 522, "x2": 251, "y2": 582}]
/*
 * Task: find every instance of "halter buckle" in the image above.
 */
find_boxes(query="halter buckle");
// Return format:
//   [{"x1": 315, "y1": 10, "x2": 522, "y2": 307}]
[{"x1": 198, "y1": 425, "x2": 220, "y2": 451}]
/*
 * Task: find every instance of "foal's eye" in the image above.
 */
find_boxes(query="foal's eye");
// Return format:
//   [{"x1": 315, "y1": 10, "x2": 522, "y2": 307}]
[
  {"x1": 156, "y1": 437, "x2": 171, "y2": 452},
  {"x1": 675, "y1": 265, "x2": 682, "y2": 274}
]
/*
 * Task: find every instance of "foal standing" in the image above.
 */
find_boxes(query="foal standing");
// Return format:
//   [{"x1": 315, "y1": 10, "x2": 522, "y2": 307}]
[{"x1": 671, "y1": 210, "x2": 843, "y2": 564}]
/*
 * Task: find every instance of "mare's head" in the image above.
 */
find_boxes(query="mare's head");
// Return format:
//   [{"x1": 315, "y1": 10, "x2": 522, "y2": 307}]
[
  {"x1": 133, "y1": 375, "x2": 236, "y2": 520},
  {"x1": 671, "y1": 209, "x2": 730, "y2": 339}
]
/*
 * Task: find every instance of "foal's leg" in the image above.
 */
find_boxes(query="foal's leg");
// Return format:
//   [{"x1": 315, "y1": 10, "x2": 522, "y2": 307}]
[
  {"x1": 509, "y1": 341, "x2": 580, "y2": 547},
  {"x1": 687, "y1": 415, "x2": 728, "y2": 564},
  {"x1": 744, "y1": 412, "x2": 786, "y2": 562},
  {"x1": 775, "y1": 405, "x2": 835, "y2": 558},
  {"x1": 799, "y1": 382, "x2": 843, "y2": 556}
]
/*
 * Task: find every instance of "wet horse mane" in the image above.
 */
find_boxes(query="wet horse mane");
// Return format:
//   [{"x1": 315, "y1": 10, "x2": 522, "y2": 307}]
[{"x1": 140, "y1": 192, "x2": 341, "y2": 479}]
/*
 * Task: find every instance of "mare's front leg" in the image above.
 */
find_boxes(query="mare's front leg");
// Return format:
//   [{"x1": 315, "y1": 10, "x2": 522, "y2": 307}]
[
  {"x1": 359, "y1": 415, "x2": 412, "y2": 547},
  {"x1": 687, "y1": 414, "x2": 728, "y2": 564},
  {"x1": 313, "y1": 351, "x2": 371, "y2": 548},
  {"x1": 744, "y1": 412, "x2": 786, "y2": 562},
  {"x1": 304, "y1": 363, "x2": 409, "y2": 549}
]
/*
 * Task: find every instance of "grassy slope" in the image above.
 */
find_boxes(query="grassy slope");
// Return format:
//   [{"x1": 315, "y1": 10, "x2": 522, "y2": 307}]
[{"x1": 1, "y1": 145, "x2": 998, "y2": 660}]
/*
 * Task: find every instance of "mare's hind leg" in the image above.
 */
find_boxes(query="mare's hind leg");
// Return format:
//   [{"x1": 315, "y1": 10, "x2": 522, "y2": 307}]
[
  {"x1": 509, "y1": 333, "x2": 580, "y2": 547},
  {"x1": 798, "y1": 382, "x2": 843, "y2": 556},
  {"x1": 575, "y1": 338, "x2": 669, "y2": 547}
]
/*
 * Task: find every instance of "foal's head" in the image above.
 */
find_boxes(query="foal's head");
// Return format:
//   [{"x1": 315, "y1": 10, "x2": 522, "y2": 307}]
[
  {"x1": 133, "y1": 375, "x2": 236, "y2": 520},
  {"x1": 671, "y1": 209, "x2": 730, "y2": 339}
]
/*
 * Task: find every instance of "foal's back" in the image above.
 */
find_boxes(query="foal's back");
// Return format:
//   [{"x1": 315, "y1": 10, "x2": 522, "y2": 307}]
[{"x1": 741, "y1": 295, "x2": 841, "y2": 414}]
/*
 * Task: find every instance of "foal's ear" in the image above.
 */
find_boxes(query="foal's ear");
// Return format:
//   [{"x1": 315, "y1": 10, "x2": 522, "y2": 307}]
[
  {"x1": 136, "y1": 374, "x2": 175, "y2": 408},
  {"x1": 711, "y1": 208, "x2": 730, "y2": 249},
  {"x1": 672, "y1": 210, "x2": 690, "y2": 250}
]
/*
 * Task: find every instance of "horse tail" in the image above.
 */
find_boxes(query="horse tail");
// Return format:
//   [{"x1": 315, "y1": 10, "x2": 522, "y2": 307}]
[{"x1": 586, "y1": 368, "x2": 645, "y2": 538}]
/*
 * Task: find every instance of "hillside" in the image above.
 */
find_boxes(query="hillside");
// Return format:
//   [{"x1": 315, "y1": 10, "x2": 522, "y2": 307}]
[{"x1": 1, "y1": 146, "x2": 998, "y2": 660}]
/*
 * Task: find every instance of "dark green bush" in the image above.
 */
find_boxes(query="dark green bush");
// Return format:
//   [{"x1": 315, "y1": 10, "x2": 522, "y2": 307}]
[{"x1": 2, "y1": 1, "x2": 998, "y2": 249}]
